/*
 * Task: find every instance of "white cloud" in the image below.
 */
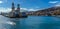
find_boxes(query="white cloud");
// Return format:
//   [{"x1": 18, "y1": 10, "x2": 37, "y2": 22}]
[
  {"x1": 0, "y1": 1, "x2": 3, "y2": 4},
  {"x1": 49, "y1": 1, "x2": 58, "y2": 4},
  {"x1": 0, "y1": 7, "x2": 11, "y2": 13},
  {"x1": 0, "y1": 7, "x2": 39, "y2": 13},
  {"x1": 55, "y1": 4, "x2": 60, "y2": 6},
  {"x1": 20, "y1": 8, "x2": 28, "y2": 10},
  {"x1": 29, "y1": 9, "x2": 34, "y2": 11},
  {"x1": 0, "y1": 0, "x2": 8, "y2": 4},
  {"x1": 55, "y1": 3, "x2": 60, "y2": 7},
  {"x1": 20, "y1": 8, "x2": 39, "y2": 11},
  {"x1": 28, "y1": 9, "x2": 37, "y2": 11},
  {"x1": 20, "y1": 8, "x2": 28, "y2": 12}
]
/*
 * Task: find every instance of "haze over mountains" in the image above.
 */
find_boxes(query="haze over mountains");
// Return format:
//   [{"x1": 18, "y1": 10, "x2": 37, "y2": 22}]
[{"x1": 27, "y1": 6, "x2": 60, "y2": 15}]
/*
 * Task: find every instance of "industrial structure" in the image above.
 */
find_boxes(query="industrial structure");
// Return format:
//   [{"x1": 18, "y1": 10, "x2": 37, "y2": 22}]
[{"x1": 8, "y1": 1, "x2": 27, "y2": 18}]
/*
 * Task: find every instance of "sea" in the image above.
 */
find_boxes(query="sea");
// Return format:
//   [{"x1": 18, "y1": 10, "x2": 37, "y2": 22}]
[{"x1": 0, "y1": 15, "x2": 60, "y2": 29}]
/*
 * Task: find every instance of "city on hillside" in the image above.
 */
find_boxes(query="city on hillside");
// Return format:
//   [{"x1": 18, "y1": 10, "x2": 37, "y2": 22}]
[{"x1": 0, "y1": 0, "x2": 60, "y2": 29}]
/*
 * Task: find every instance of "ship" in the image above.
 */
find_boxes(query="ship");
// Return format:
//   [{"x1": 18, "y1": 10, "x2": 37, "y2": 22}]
[{"x1": 5, "y1": 1, "x2": 28, "y2": 18}]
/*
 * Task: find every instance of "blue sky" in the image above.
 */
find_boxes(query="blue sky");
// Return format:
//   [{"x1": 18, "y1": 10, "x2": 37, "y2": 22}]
[{"x1": 0, "y1": 0, "x2": 60, "y2": 12}]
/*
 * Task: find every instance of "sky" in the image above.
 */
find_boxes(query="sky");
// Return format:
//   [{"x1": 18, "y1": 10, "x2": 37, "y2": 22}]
[{"x1": 0, "y1": 0, "x2": 60, "y2": 12}]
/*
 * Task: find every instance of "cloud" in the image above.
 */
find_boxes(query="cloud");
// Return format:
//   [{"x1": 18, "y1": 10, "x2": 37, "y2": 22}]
[
  {"x1": 49, "y1": 1, "x2": 58, "y2": 4},
  {"x1": 29, "y1": 9, "x2": 35, "y2": 11},
  {"x1": 55, "y1": 4, "x2": 60, "y2": 7},
  {"x1": 28, "y1": 9, "x2": 38, "y2": 11},
  {"x1": 0, "y1": 7, "x2": 11, "y2": 13},
  {"x1": 0, "y1": 7, "x2": 28, "y2": 13},
  {"x1": 0, "y1": 0, "x2": 8, "y2": 4},
  {"x1": 20, "y1": 8, "x2": 39, "y2": 11},
  {"x1": 0, "y1": 1, "x2": 3, "y2": 4},
  {"x1": 55, "y1": 3, "x2": 60, "y2": 7},
  {"x1": 20, "y1": 8, "x2": 28, "y2": 10},
  {"x1": 0, "y1": 7, "x2": 39, "y2": 13}
]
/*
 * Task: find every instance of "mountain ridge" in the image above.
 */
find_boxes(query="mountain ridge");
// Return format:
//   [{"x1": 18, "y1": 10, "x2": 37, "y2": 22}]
[{"x1": 27, "y1": 6, "x2": 60, "y2": 16}]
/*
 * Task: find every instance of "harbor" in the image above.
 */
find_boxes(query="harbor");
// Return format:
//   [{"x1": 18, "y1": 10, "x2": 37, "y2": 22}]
[
  {"x1": 0, "y1": 15, "x2": 60, "y2": 29},
  {"x1": 0, "y1": 0, "x2": 60, "y2": 29},
  {"x1": 1, "y1": 1, "x2": 28, "y2": 18}
]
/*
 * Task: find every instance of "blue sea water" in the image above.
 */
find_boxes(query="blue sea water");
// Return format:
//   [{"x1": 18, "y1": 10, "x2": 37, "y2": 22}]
[{"x1": 0, "y1": 15, "x2": 60, "y2": 29}]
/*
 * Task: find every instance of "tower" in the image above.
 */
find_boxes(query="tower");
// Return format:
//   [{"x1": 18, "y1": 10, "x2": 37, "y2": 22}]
[
  {"x1": 17, "y1": 4, "x2": 20, "y2": 12},
  {"x1": 12, "y1": 2, "x2": 15, "y2": 12},
  {"x1": 10, "y1": 1, "x2": 15, "y2": 17}
]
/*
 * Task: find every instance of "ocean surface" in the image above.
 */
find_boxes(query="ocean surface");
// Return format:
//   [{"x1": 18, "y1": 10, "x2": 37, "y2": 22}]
[{"x1": 0, "y1": 15, "x2": 60, "y2": 29}]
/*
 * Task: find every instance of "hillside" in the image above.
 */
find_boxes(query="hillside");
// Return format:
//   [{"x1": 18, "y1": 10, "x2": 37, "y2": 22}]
[{"x1": 27, "y1": 6, "x2": 60, "y2": 16}]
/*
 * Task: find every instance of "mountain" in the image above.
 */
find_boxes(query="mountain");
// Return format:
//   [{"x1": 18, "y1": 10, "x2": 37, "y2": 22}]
[{"x1": 27, "y1": 6, "x2": 60, "y2": 16}]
